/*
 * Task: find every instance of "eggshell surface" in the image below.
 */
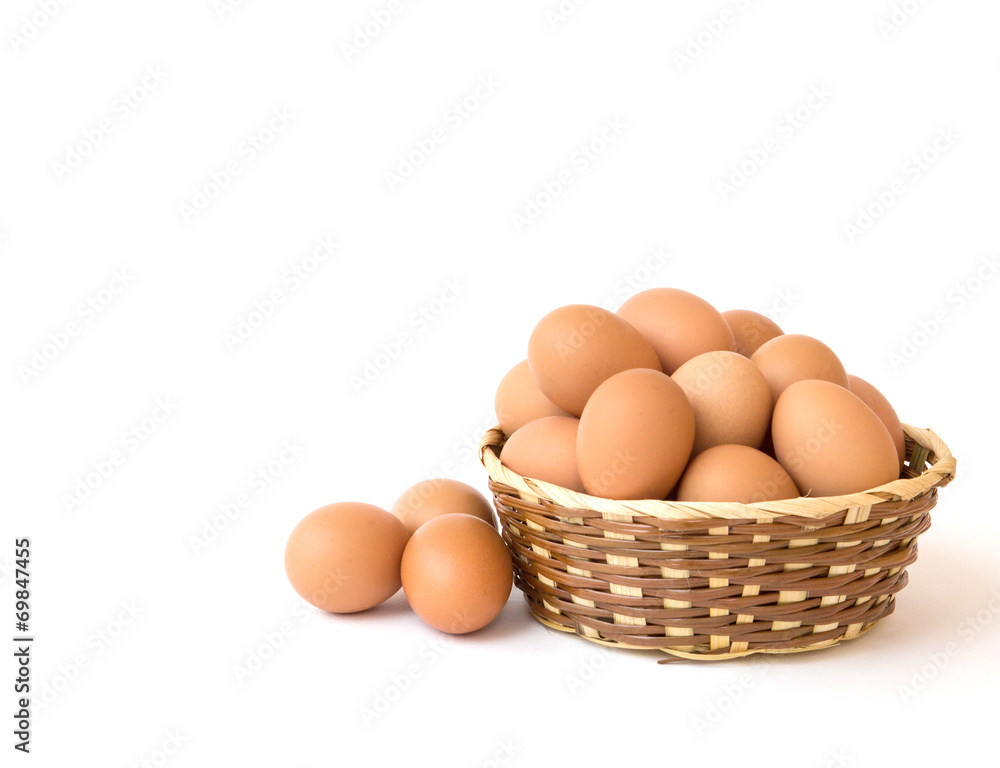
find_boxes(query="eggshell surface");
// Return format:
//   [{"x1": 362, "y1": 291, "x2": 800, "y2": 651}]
[
  {"x1": 577, "y1": 368, "x2": 695, "y2": 499},
  {"x1": 617, "y1": 288, "x2": 735, "y2": 374},
  {"x1": 772, "y1": 380, "x2": 900, "y2": 497},
  {"x1": 722, "y1": 309, "x2": 784, "y2": 357},
  {"x1": 672, "y1": 350, "x2": 772, "y2": 454},
  {"x1": 499, "y1": 416, "x2": 584, "y2": 491},
  {"x1": 527, "y1": 304, "x2": 660, "y2": 416},
  {"x1": 391, "y1": 479, "x2": 495, "y2": 535},
  {"x1": 401, "y1": 515, "x2": 513, "y2": 634},
  {"x1": 495, "y1": 359, "x2": 570, "y2": 436},
  {"x1": 751, "y1": 334, "x2": 849, "y2": 402},
  {"x1": 284, "y1": 502, "x2": 410, "y2": 614},
  {"x1": 848, "y1": 374, "x2": 906, "y2": 470},
  {"x1": 676, "y1": 444, "x2": 799, "y2": 503}
]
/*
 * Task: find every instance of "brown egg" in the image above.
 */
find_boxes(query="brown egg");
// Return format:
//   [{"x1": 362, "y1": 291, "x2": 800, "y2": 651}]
[
  {"x1": 848, "y1": 374, "x2": 906, "y2": 470},
  {"x1": 401, "y1": 515, "x2": 512, "y2": 634},
  {"x1": 772, "y1": 380, "x2": 900, "y2": 497},
  {"x1": 494, "y1": 359, "x2": 570, "y2": 436},
  {"x1": 617, "y1": 288, "x2": 735, "y2": 374},
  {"x1": 672, "y1": 351, "x2": 772, "y2": 454},
  {"x1": 284, "y1": 502, "x2": 410, "y2": 613},
  {"x1": 499, "y1": 416, "x2": 584, "y2": 491},
  {"x1": 391, "y1": 479, "x2": 495, "y2": 535},
  {"x1": 751, "y1": 334, "x2": 849, "y2": 402},
  {"x1": 577, "y1": 368, "x2": 695, "y2": 499},
  {"x1": 527, "y1": 304, "x2": 660, "y2": 416},
  {"x1": 722, "y1": 309, "x2": 784, "y2": 357},
  {"x1": 677, "y1": 444, "x2": 799, "y2": 503}
]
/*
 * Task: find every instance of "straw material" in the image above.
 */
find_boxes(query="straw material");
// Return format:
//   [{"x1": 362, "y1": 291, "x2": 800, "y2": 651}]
[{"x1": 479, "y1": 424, "x2": 955, "y2": 660}]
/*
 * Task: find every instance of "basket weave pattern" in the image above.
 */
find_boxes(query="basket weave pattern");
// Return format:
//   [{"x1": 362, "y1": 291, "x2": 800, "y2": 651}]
[{"x1": 480, "y1": 424, "x2": 955, "y2": 660}]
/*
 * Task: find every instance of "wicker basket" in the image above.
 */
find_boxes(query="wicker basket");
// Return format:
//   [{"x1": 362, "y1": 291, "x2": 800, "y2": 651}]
[{"x1": 479, "y1": 424, "x2": 956, "y2": 661}]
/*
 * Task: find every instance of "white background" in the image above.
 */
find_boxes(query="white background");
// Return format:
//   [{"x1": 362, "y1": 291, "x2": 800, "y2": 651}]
[{"x1": 2, "y1": 1, "x2": 998, "y2": 766}]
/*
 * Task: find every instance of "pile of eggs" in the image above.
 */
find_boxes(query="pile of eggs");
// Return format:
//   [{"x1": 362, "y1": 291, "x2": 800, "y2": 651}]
[
  {"x1": 496, "y1": 288, "x2": 906, "y2": 503},
  {"x1": 286, "y1": 287, "x2": 908, "y2": 635},
  {"x1": 284, "y1": 479, "x2": 512, "y2": 633}
]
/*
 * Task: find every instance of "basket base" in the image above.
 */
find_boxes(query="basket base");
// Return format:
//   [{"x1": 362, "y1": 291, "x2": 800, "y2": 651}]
[{"x1": 523, "y1": 593, "x2": 892, "y2": 661}]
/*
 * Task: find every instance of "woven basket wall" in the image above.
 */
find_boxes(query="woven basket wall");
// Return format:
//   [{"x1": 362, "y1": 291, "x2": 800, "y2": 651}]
[{"x1": 479, "y1": 424, "x2": 956, "y2": 660}]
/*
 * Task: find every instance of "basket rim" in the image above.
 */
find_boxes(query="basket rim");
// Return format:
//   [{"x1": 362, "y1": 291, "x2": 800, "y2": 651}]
[{"x1": 478, "y1": 422, "x2": 956, "y2": 521}]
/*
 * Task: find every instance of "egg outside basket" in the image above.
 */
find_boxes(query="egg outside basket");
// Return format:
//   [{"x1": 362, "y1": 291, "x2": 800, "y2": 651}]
[{"x1": 479, "y1": 425, "x2": 956, "y2": 660}]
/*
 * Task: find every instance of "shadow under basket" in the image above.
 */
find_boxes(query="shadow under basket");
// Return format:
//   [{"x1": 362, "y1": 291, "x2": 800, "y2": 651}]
[{"x1": 479, "y1": 425, "x2": 956, "y2": 661}]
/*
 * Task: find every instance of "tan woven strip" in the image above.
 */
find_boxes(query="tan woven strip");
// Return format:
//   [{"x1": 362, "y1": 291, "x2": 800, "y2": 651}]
[
  {"x1": 660, "y1": 541, "x2": 690, "y2": 580},
  {"x1": 660, "y1": 541, "x2": 693, "y2": 641},
  {"x1": 772, "y1": 537, "x2": 818, "y2": 631},
  {"x1": 708, "y1": 526, "x2": 730, "y2": 651},
  {"x1": 873, "y1": 515, "x2": 898, "y2": 547},
  {"x1": 603, "y1": 511, "x2": 645, "y2": 628},
  {"x1": 815, "y1": 505, "x2": 871, "y2": 634},
  {"x1": 730, "y1": 530, "x2": 771, "y2": 654},
  {"x1": 564, "y1": 533, "x2": 596, "y2": 610},
  {"x1": 521, "y1": 496, "x2": 562, "y2": 615}
]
